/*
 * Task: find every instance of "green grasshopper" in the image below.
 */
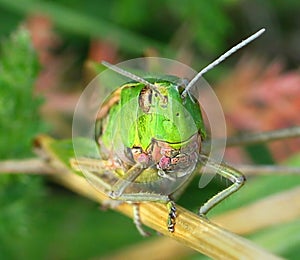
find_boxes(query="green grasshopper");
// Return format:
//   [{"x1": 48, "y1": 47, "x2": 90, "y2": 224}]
[{"x1": 71, "y1": 29, "x2": 265, "y2": 236}]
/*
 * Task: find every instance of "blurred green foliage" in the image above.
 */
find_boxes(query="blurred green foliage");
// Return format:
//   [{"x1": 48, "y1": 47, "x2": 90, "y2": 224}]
[
  {"x1": 0, "y1": 0, "x2": 299, "y2": 76},
  {"x1": 0, "y1": 28, "x2": 46, "y2": 259},
  {"x1": 0, "y1": 28, "x2": 44, "y2": 157}
]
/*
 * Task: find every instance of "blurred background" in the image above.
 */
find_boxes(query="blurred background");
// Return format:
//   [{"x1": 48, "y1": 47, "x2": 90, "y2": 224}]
[{"x1": 0, "y1": 0, "x2": 300, "y2": 259}]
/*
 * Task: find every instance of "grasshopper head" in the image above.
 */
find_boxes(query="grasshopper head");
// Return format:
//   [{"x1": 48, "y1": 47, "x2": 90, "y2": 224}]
[{"x1": 99, "y1": 78, "x2": 206, "y2": 180}]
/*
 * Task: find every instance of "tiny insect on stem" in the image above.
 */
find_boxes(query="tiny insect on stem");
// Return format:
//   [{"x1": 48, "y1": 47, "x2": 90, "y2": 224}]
[{"x1": 181, "y1": 28, "x2": 266, "y2": 98}]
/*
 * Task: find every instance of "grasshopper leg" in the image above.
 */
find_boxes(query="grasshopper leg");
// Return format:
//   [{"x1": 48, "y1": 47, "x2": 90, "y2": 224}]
[
  {"x1": 198, "y1": 154, "x2": 246, "y2": 216},
  {"x1": 108, "y1": 163, "x2": 145, "y2": 199},
  {"x1": 132, "y1": 203, "x2": 151, "y2": 236},
  {"x1": 70, "y1": 157, "x2": 114, "y2": 190},
  {"x1": 166, "y1": 201, "x2": 177, "y2": 232},
  {"x1": 71, "y1": 158, "x2": 178, "y2": 233},
  {"x1": 108, "y1": 164, "x2": 178, "y2": 233},
  {"x1": 87, "y1": 161, "x2": 174, "y2": 234}
]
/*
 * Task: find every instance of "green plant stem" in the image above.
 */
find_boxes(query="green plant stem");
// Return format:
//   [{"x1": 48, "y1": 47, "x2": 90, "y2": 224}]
[{"x1": 226, "y1": 126, "x2": 300, "y2": 147}]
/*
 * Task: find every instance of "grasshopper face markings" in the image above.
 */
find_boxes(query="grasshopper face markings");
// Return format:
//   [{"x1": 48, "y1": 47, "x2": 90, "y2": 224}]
[{"x1": 96, "y1": 78, "x2": 206, "y2": 186}]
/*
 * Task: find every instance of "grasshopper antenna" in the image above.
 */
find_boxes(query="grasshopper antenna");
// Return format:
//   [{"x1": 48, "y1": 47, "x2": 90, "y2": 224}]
[
  {"x1": 181, "y1": 28, "x2": 266, "y2": 98},
  {"x1": 102, "y1": 61, "x2": 164, "y2": 99}
]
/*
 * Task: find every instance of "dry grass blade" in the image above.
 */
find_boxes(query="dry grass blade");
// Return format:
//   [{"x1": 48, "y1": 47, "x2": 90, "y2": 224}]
[
  {"x1": 51, "y1": 171, "x2": 282, "y2": 260},
  {"x1": 0, "y1": 158, "x2": 56, "y2": 174},
  {"x1": 102, "y1": 186, "x2": 300, "y2": 260}
]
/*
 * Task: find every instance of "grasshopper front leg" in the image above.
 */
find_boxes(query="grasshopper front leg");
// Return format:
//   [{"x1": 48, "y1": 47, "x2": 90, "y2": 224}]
[
  {"x1": 70, "y1": 157, "x2": 176, "y2": 235},
  {"x1": 107, "y1": 163, "x2": 176, "y2": 233},
  {"x1": 198, "y1": 154, "x2": 246, "y2": 216}
]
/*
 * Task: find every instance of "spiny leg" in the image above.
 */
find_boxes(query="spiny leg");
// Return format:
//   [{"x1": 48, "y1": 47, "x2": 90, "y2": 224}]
[
  {"x1": 71, "y1": 158, "x2": 178, "y2": 233},
  {"x1": 132, "y1": 201, "x2": 176, "y2": 236},
  {"x1": 110, "y1": 191, "x2": 175, "y2": 233},
  {"x1": 198, "y1": 154, "x2": 246, "y2": 216},
  {"x1": 70, "y1": 157, "x2": 111, "y2": 171},
  {"x1": 166, "y1": 201, "x2": 177, "y2": 232},
  {"x1": 70, "y1": 157, "x2": 114, "y2": 190},
  {"x1": 72, "y1": 158, "x2": 172, "y2": 203},
  {"x1": 132, "y1": 203, "x2": 150, "y2": 236},
  {"x1": 70, "y1": 157, "x2": 125, "y2": 208},
  {"x1": 109, "y1": 163, "x2": 145, "y2": 199},
  {"x1": 108, "y1": 163, "x2": 155, "y2": 236},
  {"x1": 106, "y1": 163, "x2": 178, "y2": 233}
]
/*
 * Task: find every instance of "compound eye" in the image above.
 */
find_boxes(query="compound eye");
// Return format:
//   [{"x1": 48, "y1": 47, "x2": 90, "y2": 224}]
[{"x1": 139, "y1": 87, "x2": 152, "y2": 113}]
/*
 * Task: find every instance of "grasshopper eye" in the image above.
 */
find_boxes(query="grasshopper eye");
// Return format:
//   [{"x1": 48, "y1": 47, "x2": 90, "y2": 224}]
[{"x1": 139, "y1": 87, "x2": 152, "y2": 113}]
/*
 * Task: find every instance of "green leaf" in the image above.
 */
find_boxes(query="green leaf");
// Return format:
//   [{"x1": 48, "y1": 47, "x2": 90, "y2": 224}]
[{"x1": 249, "y1": 219, "x2": 300, "y2": 259}]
